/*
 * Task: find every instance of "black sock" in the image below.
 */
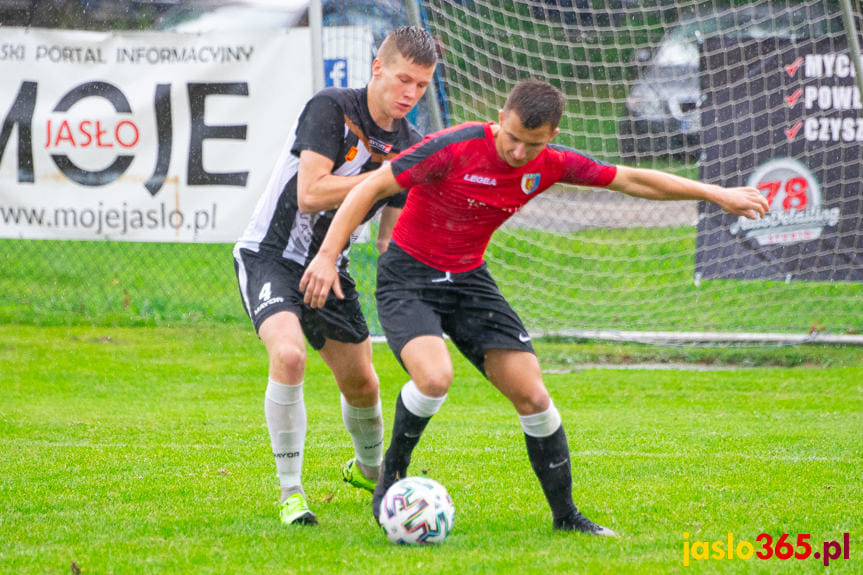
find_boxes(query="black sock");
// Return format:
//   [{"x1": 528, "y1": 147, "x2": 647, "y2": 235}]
[
  {"x1": 373, "y1": 393, "x2": 433, "y2": 520},
  {"x1": 384, "y1": 392, "x2": 432, "y2": 478},
  {"x1": 524, "y1": 425, "x2": 577, "y2": 521}
]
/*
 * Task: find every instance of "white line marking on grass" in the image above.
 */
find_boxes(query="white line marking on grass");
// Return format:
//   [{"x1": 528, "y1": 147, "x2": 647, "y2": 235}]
[
  {"x1": 543, "y1": 363, "x2": 741, "y2": 373},
  {"x1": 573, "y1": 450, "x2": 854, "y2": 463},
  {"x1": 5, "y1": 442, "x2": 855, "y2": 463}
]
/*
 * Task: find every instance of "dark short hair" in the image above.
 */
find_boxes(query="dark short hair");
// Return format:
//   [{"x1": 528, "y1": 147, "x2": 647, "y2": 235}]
[
  {"x1": 377, "y1": 26, "x2": 437, "y2": 68},
  {"x1": 503, "y1": 79, "x2": 564, "y2": 130}
]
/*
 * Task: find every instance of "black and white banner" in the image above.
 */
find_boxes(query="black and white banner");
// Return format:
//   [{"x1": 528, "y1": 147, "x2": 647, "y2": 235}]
[
  {"x1": 696, "y1": 36, "x2": 863, "y2": 282},
  {"x1": 0, "y1": 26, "x2": 371, "y2": 242}
]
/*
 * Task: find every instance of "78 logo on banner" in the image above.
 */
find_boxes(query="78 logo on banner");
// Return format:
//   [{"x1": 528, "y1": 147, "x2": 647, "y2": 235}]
[{"x1": 729, "y1": 158, "x2": 840, "y2": 246}]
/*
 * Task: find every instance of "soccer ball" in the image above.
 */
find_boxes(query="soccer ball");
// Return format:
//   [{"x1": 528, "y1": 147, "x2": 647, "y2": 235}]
[{"x1": 379, "y1": 476, "x2": 455, "y2": 545}]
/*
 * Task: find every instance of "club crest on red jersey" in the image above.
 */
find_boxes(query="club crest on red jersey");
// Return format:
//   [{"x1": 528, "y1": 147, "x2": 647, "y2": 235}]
[{"x1": 521, "y1": 173, "x2": 541, "y2": 194}]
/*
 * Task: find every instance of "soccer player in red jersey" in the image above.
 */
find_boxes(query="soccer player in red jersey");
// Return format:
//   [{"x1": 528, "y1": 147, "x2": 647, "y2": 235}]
[{"x1": 300, "y1": 79, "x2": 768, "y2": 534}]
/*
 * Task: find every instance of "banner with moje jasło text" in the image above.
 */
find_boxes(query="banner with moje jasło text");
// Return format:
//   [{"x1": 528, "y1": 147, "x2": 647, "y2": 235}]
[{"x1": 0, "y1": 26, "x2": 372, "y2": 243}]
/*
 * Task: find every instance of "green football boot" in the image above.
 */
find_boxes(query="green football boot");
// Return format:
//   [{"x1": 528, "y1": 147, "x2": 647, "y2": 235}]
[
  {"x1": 341, "y1": 458, "x2": 376, "y2": 493},
  {"x1": 279, "y1": 492, "x2": 318, "y2": 526}
]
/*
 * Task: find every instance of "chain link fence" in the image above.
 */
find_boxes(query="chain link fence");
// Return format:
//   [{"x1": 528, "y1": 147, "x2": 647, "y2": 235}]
[{"x1": 2, "y1": 0, "x2": 861, "y2": 337}]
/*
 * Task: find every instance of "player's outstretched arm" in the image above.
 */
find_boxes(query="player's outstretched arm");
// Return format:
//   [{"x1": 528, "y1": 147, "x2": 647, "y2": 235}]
[
  {"x1": 296, "y1": 150, "x2": 372, "y2": 213},
  {"x1": 607, "y1": 165, "x2": 768, "y2": 220},
  {"x1": 300, "y1": 165, "x2": 404, "y2": 308}
]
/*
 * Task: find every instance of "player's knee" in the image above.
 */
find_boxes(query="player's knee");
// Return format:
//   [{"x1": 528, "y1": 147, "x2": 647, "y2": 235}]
[
  {"x1": 269, "y1": 343, "x2": 306, "y2": 382},
  {"x1": 414, "y1": 369, "x2": 453, "y2": 398},
  {"x1": 340, "y1": 371, "x2": 380, "y2": 404},
  {"x1": 513, "y1": 386, "x2": 551, "y2": 415}
]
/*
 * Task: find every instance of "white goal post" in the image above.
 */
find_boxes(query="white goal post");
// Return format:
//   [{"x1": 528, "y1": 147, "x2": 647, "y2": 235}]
[{"x1": 413, "y1": 0, "x2": 863, "y2": 343}]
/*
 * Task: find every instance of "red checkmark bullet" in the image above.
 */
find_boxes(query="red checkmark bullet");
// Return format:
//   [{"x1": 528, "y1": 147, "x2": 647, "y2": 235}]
[
  {"x1": 785, "y1": 57, "x2": 803, "y2": 77},
  {"x1": 785, "y1": 122, "x2": 803, "y2": 141},
  {"x1": 785, "y1": 88, "x2": 802, "y2": 107}
]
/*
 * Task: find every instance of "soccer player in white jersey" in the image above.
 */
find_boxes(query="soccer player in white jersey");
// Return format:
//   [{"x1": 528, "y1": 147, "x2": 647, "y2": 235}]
[
  {"x1": 300, "y1": 79, "x2": 768, "y2": 534},
  {"x1": 232, "y1": 27, "x2": 437, "y2": 526}
]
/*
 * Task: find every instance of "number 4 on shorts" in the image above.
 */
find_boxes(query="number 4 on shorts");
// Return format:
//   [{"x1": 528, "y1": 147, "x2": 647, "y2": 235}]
[{"x1": 259, "y1": 282, "x2": 272, "y2": 302}]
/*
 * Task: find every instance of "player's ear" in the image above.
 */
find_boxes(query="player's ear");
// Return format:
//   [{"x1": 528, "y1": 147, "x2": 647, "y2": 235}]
[
  {"x1": 498, "y1": 109, "x2": 504, "y2": 124},
  {"x1": 549, "y1": 127, "x2": 560, "y2": 142},
  {"x1": 371, "y1": 57, "x2": 383, "y2": 79}
]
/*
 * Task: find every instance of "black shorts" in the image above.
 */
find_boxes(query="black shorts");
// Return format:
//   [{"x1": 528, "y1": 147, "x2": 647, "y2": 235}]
[
  {"x1": 233, "y1": 247, "x2": 369, "y2": 350},
  {"x1": 376, "y1": 242, "x2": 534, "y2": 375}
]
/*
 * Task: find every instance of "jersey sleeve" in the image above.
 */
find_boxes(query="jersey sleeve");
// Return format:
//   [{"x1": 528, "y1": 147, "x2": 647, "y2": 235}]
[
  {"x1": 290, "y1": 93, "x2": 345, "y2": 161},
  {"x1": 391, "y1": 132, "x2": 453, "y2": 189},
  {"x1": 554, "y1": 145, "x2": 617, "y2": 187}
]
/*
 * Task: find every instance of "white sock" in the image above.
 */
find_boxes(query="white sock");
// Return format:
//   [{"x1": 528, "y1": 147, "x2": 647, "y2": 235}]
[
  {"x1": 401, "y1": 379, "x2": 447, "y2": 418},
  {"x1": 340, "y1": 394, "x2": 384, "y2": 470},
  {"x1": 518, "y1": 399, "x2": 562, "y2": 438},
  {"x1": 265, "y1": 379, "x2": 306, "y2": 496}
]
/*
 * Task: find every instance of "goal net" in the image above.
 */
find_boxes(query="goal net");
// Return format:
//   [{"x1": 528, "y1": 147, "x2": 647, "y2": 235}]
[{"x1": 419, "y1": 0, "x2": 863, "y2": 341}]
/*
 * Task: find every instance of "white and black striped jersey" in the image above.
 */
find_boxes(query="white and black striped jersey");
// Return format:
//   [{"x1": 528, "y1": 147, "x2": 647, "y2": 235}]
[{"x1": 235, "y1": 87, "x2": 419, "y2": 270}]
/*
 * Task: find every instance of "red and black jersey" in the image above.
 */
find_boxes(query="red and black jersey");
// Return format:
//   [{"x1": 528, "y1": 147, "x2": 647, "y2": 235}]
[{"x1": 390, "y1": 122, "x2": 617, "y2": 272}]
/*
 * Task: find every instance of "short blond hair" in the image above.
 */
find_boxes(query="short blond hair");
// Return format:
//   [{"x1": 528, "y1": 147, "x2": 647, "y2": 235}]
[{"x1": 377, "y1": 26, "x2": 437, "y2": 68}]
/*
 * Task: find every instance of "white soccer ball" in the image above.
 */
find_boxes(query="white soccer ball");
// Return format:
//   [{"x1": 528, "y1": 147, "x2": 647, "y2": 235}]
[{"x1": 379, "y1": 476, "x2": 455, "y2": 545}]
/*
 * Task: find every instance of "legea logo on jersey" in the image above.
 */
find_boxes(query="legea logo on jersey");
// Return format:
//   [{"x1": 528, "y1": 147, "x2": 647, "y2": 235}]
[
  {"x1": 463, "y1": 173, "x2": 497, "y2": 185},
  {"x1": 731, "y1": 158, "x2": 840, "y2": 246},
  {"x1": 521, "y1": 173, "x2": 541, "y2": 194}
]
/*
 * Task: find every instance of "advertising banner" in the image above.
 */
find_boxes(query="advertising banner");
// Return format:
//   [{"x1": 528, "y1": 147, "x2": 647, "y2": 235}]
[
  {"x1": 696, "y1": 36, "x2": 862, "y2": 282},
  {"x1": 0, "y1": 26, "x2": 370, "y2": 243}
]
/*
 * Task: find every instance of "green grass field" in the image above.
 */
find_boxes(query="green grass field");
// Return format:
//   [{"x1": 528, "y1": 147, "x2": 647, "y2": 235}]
[{"x1": 2, "y1": 324, "x2": 861, "y2": 574}]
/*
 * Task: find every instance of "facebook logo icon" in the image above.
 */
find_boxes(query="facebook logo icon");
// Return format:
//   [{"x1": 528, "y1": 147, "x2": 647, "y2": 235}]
[{"x1": 325, "y1": 59, "x2": 348, "y2": 87}]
